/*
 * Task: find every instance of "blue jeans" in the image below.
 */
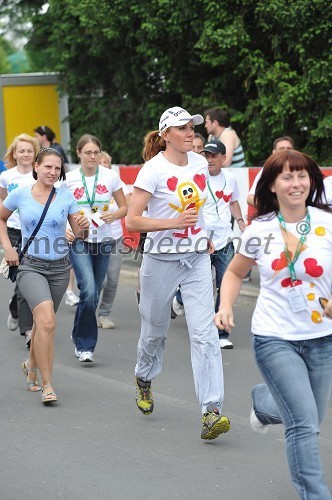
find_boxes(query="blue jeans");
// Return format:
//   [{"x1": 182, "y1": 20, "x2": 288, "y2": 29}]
[
  {"x1": 253, "y1": 334, "x2": 332, "y2": 500},
  {"x1": 210, "y1": 242, "x2": 234, "y2": 339},
  {"x1": 98, "y1": 239, "x2": 123, "y2": 317},
  {"x1": 69, "y1": 240, "x2": 114, "y2": 352}
]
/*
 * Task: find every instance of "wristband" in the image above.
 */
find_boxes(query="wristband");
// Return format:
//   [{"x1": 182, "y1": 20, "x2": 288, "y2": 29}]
[{"x1": 237, "y1": 218, "x2": 244, "y2": 223}]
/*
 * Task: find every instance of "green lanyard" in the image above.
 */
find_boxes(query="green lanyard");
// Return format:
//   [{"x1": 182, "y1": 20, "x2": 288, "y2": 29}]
[
  {"x1": 79, "y1": 166, "x2": 99, "y2": 208},
  {"x1": 277, "y1": 210, "x2": 310, "y2": 283},
  {"x1": 207, "y1": 174, "x2": 226, "y2": 218}
]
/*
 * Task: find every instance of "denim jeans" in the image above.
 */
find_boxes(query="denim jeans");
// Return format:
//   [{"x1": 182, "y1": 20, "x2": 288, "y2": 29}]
[
  {"x1": 98, "y1": 238, "x2": 123, "y2": 317},
  {"x1": 210, "y1": 242, "x2": 234, "y2": 339},
  {"x1": 69, "y1": 239, "x2": 114, "y2": 352},
  {"x1": 253, "y1": 334, "x2": 332, "y2": 500}
]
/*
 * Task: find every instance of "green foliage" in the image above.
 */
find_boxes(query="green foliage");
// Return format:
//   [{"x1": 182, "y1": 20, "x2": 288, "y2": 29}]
[{"x1": 3, "y1": 0, "x2": 332, "y2": 164}]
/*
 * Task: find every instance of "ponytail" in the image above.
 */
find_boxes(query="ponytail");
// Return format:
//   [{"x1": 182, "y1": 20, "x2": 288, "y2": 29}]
[{"x1": 142, "y1": 130, "x2": 166, "y2": 162}]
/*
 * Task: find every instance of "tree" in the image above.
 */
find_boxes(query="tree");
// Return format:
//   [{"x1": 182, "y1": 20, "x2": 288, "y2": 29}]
[
  {"x1": 0, "y1": 38, "x2": 11, "y2": 74},
  {"x1": 3, "y1": 0, "x2": 332, "y2": 164}
]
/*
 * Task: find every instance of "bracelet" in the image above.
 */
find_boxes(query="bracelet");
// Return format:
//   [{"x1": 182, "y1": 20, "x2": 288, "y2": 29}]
[{"x1": 237, "y1": 218, "x2": 244, "y2": 223}]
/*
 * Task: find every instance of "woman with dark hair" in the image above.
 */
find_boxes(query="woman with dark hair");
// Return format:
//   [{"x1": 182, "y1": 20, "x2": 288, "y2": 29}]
[
  {"x1": 215, "y1": 150, "x2": 332, "y2": 498},
  {"x1": 126, "y1": 106, "x2": 230, "y2": 440},
  {"x1": 34, "y1": 125, "x2": 69, "y2": 164},
  {"x1": 64, "y1": 135, "x2": 127, "y2": 362},
  {"x1": 0, "y1": 148, "x2": 89, "y2": 404}
]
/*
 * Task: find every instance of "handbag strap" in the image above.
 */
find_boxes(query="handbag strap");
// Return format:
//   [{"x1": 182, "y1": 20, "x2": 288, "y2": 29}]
[{"x1": 19, "y1": 187, "x2": 56, "y2": 259}]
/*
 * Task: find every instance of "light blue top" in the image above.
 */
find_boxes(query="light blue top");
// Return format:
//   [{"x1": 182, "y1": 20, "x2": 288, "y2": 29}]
[{"x1": 4, "y1": 185, "x2": 79, "y2": 260}]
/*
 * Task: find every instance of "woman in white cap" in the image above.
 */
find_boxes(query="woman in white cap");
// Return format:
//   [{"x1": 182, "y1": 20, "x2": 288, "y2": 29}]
[{"x1": 126, "y1": 106, "x2": 230, "y2": 440}]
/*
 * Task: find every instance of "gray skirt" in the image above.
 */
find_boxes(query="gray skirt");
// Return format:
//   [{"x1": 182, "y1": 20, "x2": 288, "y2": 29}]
[{"x1": 16, "y1": 254, "x2": 71, "y2": 312}]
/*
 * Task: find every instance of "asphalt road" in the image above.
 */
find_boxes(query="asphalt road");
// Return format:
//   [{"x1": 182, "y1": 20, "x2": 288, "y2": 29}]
[{"x1": 0, "y1": 270, "x2": 331, "y2": 500}]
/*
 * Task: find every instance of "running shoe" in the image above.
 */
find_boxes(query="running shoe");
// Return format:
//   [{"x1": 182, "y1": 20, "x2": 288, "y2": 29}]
[
  {"x1": 7, "y1": 313, "x2": 18, "y2": 331},
  {"x1": 25, "y1": 330, "x2": 32, "y2": 349},
  {"x1": 74, "y1": 347, "x2": 82, "y2": 358},
  {"x1": 172, "y1": 296, "x2": 185, "y2": 317},
  {"x1": 79, "y1": 351, "x2": 94, "y2": 362},
  {"x1": 97, "y1": 316, "x2": 115, "y2": 329},
  {"x1": 65, "y1": 290, "x2": 79, "y2": 306},
  {"x1": 249, "y1": 405, "x2": 270, "y2": 435},
  {"x1": 135, "y1": 378, "x2": 154, "y2": 415},
  {"x1": 201, "y1": 405, "x2": 230, "y2": 440},
  {"x1": 219, "y1": 338, "x2": 234, "y2": 349}
]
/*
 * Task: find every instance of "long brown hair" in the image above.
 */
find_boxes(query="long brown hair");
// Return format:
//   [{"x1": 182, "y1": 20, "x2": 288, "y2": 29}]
[
  {"x1": 142, "y1": 130, "x2": 166, "y2": 162},
  {"x1": 254, "y1": 150, "x2": 331, "y2": 218}
]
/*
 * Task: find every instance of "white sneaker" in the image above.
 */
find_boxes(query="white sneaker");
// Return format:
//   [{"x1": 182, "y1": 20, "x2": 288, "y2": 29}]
[
  {"x1": 79, "y1": 351, "x2": 94, "y2": 362},
  {"x1": 242, "y1": 276, "x2": 251, "y2": 282},
  {"x1": 25, "y1": 330, "x2": 32, "y2": 349},
  {"x1": 172, "y1": 296, "x2": 185, "y2": 316},
  {"x1": 250, "y1": 406, "x2": 270, "y2": 435},
  {"x1": 65, "y1": 290, "x2": 79, "y2": 306},
  {"x1": 7, "y1": 313, "x2": 19, "y2": 331},
  {"x1": 74, "y1": 347, "x2": 82, "y2": 358},
  {"x1": 219, "y1": 338, "x2": 233, "y2": 349},
  {"x1": 97, "y1": 316, "x2": 115, "y2": 329}
]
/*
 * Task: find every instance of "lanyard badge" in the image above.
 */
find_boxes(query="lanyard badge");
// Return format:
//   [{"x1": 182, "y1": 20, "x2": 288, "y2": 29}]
[
  {"x1": 79, "y1": 166, "x2": 99, "y2": 208},
  {"x1": 277, "y1": 211, "x2": 310, "y2": 312}
]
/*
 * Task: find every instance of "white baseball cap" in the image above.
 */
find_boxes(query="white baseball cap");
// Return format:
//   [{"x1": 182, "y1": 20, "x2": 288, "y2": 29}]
[{"x1": 158, "y1": 106, "x2": 204, "y2": 135}]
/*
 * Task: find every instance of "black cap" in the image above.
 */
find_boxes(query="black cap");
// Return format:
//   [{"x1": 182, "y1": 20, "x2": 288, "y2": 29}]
[{"x1": 202, "y1": 139, "x2": 226, "y2": 155}]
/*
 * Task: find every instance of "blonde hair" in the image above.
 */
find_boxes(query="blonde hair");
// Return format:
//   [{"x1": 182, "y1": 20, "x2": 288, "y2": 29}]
[
  {"x1": 142, "y1": 130, "x2": 166, "y2": 162},
  {"x1": 99, "y1": 150, "x2": 112, "y2": 167},
  {"x1": 4, "y1": 133, "x2": 40, "y2": 169}
]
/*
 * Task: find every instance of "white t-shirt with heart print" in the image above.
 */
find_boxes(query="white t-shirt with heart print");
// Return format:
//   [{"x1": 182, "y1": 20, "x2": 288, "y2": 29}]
[
  {"x1": 204, "y1": 169, "x2": 240, "y2": 250},
  {"x1": 134, "y1": 151, "x2": 209, "y2": 254},
  {"x1": 0, "y1": 167, "x2": 35, "y2": 229},
  {"x1": 239, "y1": 206, "x2": 332, "y2": 340}
]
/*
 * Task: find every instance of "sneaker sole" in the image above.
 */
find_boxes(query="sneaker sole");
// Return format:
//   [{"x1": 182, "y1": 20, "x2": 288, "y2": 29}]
[
  {"x1": 249, "y1": 407, "x2": 269, "y2": 434},
  {"x1": 201, "y1": 416, "x2": 230, "y2": 440},
  {"x1": 136, "y1": 403, "x2": 154, "y2": 415},
  {"x1": 79, "y1": 358, "x2": 93, "y2": 363}
]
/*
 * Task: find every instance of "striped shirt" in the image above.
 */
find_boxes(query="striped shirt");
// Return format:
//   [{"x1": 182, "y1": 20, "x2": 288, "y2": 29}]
[
  {"x1": 212, "y1": 127, "x2": 246, "y2": 168},
  {"x1": 231, "y1": 143, "x2": 246, "y2": 168}
]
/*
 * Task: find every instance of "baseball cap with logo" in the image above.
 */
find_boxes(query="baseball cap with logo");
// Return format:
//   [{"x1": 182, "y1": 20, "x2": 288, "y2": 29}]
[
  {"x1": 202, "y1": 139, "x2": 226, "y2": 155},
  {"x1": 158, "y1": 106, "x2": 204, "y2": 135}
]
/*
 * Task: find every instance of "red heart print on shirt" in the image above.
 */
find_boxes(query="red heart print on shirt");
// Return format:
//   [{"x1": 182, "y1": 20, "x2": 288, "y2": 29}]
[
  {"x1": 167, "y1": 176, "x2": 178, "y2": 192},
  {"x1": 193, "y1": 174, "x2": 206, "y2": 191},
  {"x1": 96, "y1": 184, "x2": 109, "y2": 194},
  {"x1": 215, "y1": 191, "x2": 232, "y2": 202},
  {"x1": 271, "y1": 251, "x2": 290, "y2": 271},
  {"x1": 304, "y1": 258, "x2": 323, "y2": 278},
  {"x1": 281, "y1": 277, "x2": 303, "y2": 288},
  {"x1": 74, "y1": 187, "x2": 84, "y2": 199}
]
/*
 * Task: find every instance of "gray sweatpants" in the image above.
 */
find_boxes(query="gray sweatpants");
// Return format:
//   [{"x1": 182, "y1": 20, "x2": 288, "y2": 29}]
[{"x1": 135, "y1": 252, "x2": 224, "y2": 414}]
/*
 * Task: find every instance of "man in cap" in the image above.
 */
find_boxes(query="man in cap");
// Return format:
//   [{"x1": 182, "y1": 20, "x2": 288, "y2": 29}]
[{"x1": 173, "y1": 139, "x2": 246, "y2": 349}]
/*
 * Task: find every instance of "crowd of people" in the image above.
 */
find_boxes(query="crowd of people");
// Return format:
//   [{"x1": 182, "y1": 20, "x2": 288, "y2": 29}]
[{"x1": 0, "y1": 108, "x2": 331, "y2": 499}]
